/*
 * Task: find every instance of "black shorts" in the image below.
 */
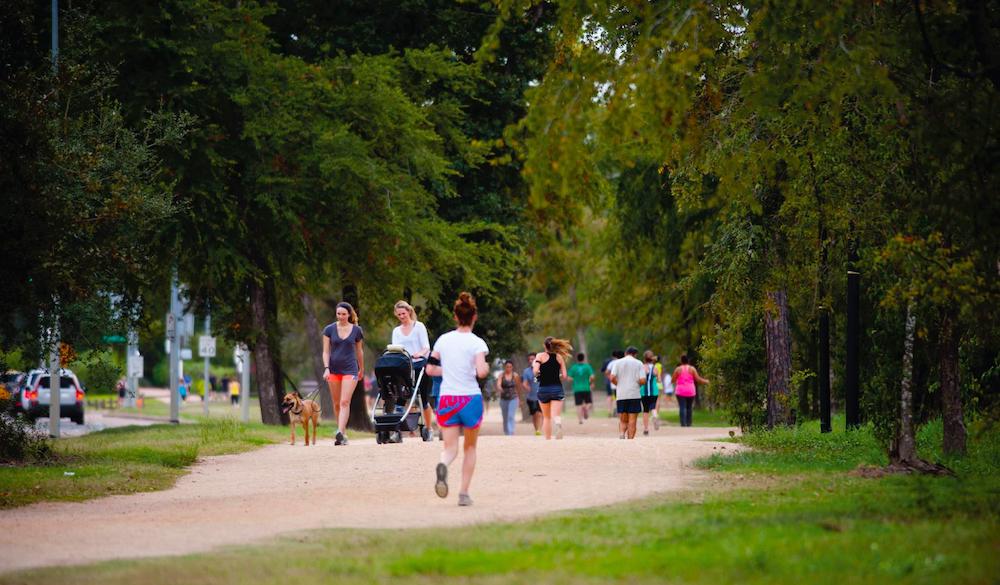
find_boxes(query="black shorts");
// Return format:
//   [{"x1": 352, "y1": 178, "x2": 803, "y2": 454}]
[
  {"x1": 617, "y1": 398, "x2": 642, "y2": 414},
  {"x1": 641, "y1": 395, "x2": 659, "y2": 412},
  {"x1": 574, "y1": 391, "x2": 593, "y2": 406},
  {"x1": 414, "y1": 362, "x2": 432, "y2": 407},
  {"x1": 526, "y1": 399, "x2": 541, "y2": 415}
]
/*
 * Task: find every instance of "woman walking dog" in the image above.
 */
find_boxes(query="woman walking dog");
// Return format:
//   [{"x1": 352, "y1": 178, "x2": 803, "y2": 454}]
[
  {"x1": 425, "y1": 292, "x2": 489, "y2": 506},
  {"x1": 322, "y1": 302, "x2": 364, "y2": 446}
]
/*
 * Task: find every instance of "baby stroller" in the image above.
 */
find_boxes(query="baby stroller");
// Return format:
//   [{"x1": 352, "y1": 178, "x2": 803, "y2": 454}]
[{"x1": 370, "y1": 345, "x2": 433, "y2": 444}]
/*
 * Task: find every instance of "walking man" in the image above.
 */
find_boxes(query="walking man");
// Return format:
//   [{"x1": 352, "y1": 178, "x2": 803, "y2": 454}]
[{"x1": 610, "y1": 347, "x2": 644, "y2": 439}]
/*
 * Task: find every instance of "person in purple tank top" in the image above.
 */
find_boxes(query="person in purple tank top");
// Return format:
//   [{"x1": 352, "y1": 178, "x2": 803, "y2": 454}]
[{"x1": 672, "y1": 354, "x2": 710, "y2": 427}]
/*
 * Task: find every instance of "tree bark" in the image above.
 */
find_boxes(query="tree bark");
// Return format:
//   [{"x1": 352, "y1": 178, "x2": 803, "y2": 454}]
[
  {"x1": 249, "y1": 278, "x2": 287, "y2": 425},
  {"x1": 765, "y1": 289, "x2": 795, "y2": 428},
  {"x1": 342, "y1": 284, "x2": 372, "y2": 432},
  {"x1": 301, "y1": 292, "x2": 334, "y2": 420},
  {"x1": 939, "y1": 307, "x2": 966, "y2": 456},
  {"x1": 575, "y1": 325, "x2": 588, "y2": 360},
  {"x1": 894, "y1": 303, "x2": 918, "y2": 463}
]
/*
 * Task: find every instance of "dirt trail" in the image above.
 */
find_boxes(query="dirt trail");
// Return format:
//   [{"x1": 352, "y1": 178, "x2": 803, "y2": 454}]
[{"x1": 1, "y1": 411, "x2": 739, "y2": 573}]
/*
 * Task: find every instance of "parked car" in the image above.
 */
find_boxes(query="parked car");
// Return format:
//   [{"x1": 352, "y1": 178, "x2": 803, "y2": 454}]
[{"x1": 19, "y1": 368, "x2": 85, "y2": 425}]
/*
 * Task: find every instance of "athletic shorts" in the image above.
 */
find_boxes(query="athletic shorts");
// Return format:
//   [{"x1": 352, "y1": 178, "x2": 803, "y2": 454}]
[
  {"x1": 526, "y1": 399, "x2": 541, "y2": 415},
  {"x1": 326, "y1": 373, "x2": 357, "y2": 382},
  {"x1": 436, "y1": 394, "x2": 483, "y2": 429},
  {"x1": 574, "y1": 391, "x2": 593, "y2": 406},
  {"x1": 641, "y1": 395, "x2": 659, "y2": 412},
  {"x1": 617, "y1": 398, "x2": 642, "y2": 414},
  {"x1": 538, "y1": 385, "x2": 564, "y2": 403}
]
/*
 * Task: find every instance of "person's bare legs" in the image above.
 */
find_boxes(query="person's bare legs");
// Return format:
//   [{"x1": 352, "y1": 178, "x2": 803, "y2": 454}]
[
  {"x1": 460, "y1": 426, "x2": 479, "y2": 495},
  {"x1": 440, "y1": 425, "x2": 460, "y2": 466},
  {"x1": 619, "y1": 411, "x2": 628, "y2": 438},
  {"x1": 540, "y1": 400, "x2": 553, "y2": 439},
  {"x1": 326, "y1": 377, "x2": 341, "y2": 438},
  {"x1": 642, "y1": 410, "x2": 651, "y2": 434},
  {"x1": 551, "y1": 399, "x2": 564, "y2": 439},
  {"x1": 626, "y1": 413, "x2": 638, "y2": 439},
  {"x1": 532, "y1": 410, "x2": 542, "y2": 433},
  {"x1": 337, "y1": 376, "x2": 359, "y2": 436}
]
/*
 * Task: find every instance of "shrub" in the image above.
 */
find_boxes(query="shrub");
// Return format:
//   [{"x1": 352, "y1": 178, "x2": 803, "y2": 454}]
[{"x1": 0, "y1": 412, "x2": 52, "y2": 464}]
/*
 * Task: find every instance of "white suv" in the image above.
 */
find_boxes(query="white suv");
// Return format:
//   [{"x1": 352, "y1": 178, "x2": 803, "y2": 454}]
[{"x1": 19, "y1": 368, "x2": 85, "y2": 425}]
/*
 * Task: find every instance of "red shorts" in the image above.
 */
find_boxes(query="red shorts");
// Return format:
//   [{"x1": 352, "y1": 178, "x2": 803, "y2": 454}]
[{"x1": 325, "y1": 373, "x2": 357, "y2": 382}]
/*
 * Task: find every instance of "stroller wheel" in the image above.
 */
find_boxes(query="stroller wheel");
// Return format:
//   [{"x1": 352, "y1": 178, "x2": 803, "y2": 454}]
[
  {"x1": 375, "y1": 431, "x2": 386, "y2": 444},
  {"x1": 390, "y1": 430, "x2": 403, "y2": 444}
]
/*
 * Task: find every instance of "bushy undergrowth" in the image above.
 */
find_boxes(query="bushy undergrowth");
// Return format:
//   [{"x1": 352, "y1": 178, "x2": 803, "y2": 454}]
[{"x1": 0, "y1": 412, "x2": 51, "y2": 464}]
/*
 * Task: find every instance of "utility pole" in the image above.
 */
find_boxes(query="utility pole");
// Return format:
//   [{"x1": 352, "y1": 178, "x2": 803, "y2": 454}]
[
  {"x1": 48, "y1": 0, "x2": 60, "y2": 439},
  {"x1": 202, "y1": 313, "x2": 211, "y2": 417},
  {"x1": 845, "y1": 238, "x2": 861, "y2": 429},
  {"x1": 168, "y1": 276, "x2": 181, "y2": 424},
  {"x1": 125, "y1": 330, "x2": 139, "y2": 408}
]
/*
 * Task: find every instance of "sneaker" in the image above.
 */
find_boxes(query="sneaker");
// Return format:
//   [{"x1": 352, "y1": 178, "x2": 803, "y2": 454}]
[
  {"x1": 334, "y1": 431, "x2": 347, "y2": 446},
  {"x1": 535, "y1": 430, "x2": 541, "y2": 436},
  {"x1": 653, "y1": 417, "x2": 661, "y2": 430},
  {"x1": 458, "y1": 493, "x2": 473, "y2": 507},
  {"x1": 556, "y1": 423, "x2": 563, "y2": 440},
  {"x1": 434, "y1": 462, "x2": 448, "y2": 498},
  {"x1": 643, "y1": 429, "x2": 649, "y2": 436},
  {"x1": 619, "y1": 433, "x2": 626, "y2": 440}
]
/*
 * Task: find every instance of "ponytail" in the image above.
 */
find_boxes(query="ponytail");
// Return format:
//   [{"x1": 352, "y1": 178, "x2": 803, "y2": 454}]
[
  {"x1": 453, "y1": 291, "x2": 477, "y2": 326},
  {"x1": 544, "y1": 336, "x2": 573, "y2": 360}
]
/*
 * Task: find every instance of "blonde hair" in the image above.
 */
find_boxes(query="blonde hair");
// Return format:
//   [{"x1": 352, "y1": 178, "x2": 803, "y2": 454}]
[
  {"x1": 643, "y1": 350, "x2": 655, "y2": 363},
  {"x1": 544, "y1": 336, "x2": 573, "y2": 359},
  {"x1": 393, "y1": 300, "x2": 417, "y2": 321}
]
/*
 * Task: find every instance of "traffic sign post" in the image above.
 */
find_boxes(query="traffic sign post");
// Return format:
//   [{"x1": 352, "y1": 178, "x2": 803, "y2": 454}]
[
  {"x1": 48, "y1": 324, "x2": 60, "y2": 438},
  {"x1": 237, "y1": 344, "x2": 250, "y2": 423},
  {"x1": 168, "y1": 277, "x2": 181, "y2": 424},
  {"x1": 125, "y1": 330, "x2": 141, "y2": 408}
]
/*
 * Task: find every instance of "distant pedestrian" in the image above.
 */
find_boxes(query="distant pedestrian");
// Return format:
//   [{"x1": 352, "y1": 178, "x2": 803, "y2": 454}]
[
  {"x1": 602, "y1": 350, "x2": 624, "y2": 417},
  {"x1": 532, "y1": 336, "x2": 571, "y2": 440},
  {"x1": 567, "y1": 353, "x2": 594, "y2": 424},
  {"x1": 229, "y1": 378, "x2": 240, "y2": 406},
  {"x1": 522, "y1": 353, "x2": 542, "y2": 435},
  {"x1": 323, "y1": 301, "x2": 364, "y2": 446},
  {"x1": 610, "y1": 346, "x2": 645, "y2": 439},
  {"x1": 425, "y1": 292, "x2": 489, "y2": 507},
  {"x1": 673, "y1": 354, "x2": 710, "y2": 427},
  {"x1": 640, "y1": 350, "x2": 661, "y2": 435},
  {"x1": 495, "y1": 360, "x2": 521, "y2": 436},
  {"x1": 660, "y1": 358, "x2": 675, "y2": 410}
]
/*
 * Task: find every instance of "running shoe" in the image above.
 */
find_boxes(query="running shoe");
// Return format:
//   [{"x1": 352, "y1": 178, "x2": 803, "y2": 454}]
[
  {"x1": 435, "y1": 462, "x2": 448, "y2": 498},
  {"x1": 458, "y1": 493, "x2": 473, "y2": 507},
  {"x1": 619, "y1": 433, "x2": 626, "y2": 440},
  {"x1": 556, "y1": 423, "x2": 563, "y2": 439},
  {"x1": 643, "y1": 429, "x2": 649, "y2": 436},
  {"x1": 653, "y1": 417, "x2": 660, "y2": 430},
  {"x1": 334, "y1": 431, "x2": 347, "y2": 446}
]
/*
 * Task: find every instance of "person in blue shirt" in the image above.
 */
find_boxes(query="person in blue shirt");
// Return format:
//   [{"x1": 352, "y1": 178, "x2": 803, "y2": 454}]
[{"x1": 521, "y1": 352, "x2": 542, "y2": 435}]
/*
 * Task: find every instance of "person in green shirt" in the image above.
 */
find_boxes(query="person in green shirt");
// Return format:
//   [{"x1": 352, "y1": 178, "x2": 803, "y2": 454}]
[{"x1": 567, "y1": 353, "x2": 595, "y2": 424}]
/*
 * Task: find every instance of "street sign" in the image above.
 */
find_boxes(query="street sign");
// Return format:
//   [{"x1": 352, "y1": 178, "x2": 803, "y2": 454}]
[
  {"x1": 166, "y1": 313, "x2": 176, "y2": 337},
  {"x1": 128, "y1": 355, "x2": 144, "y2": 378},
  {"x1": 101, "y1": 335, "x2": 127, "y2": 344},
  {"x1": 180, "y1": 348, "x2": 193, "y2": 360},
  {"x1": 198, "y1": 336, "x2": 217, "y2": 358}
]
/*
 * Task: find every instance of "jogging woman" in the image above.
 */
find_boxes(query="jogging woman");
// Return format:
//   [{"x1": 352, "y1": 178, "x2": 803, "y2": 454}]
[
  {"x1": 323, "y1": 302, "x2": 364, "y2": 445},
  {"x1": 640, "y1": 350, "x2": 661, "y2": 435},
  {"x1": 392, "y1": 300, "x2": 435, "y2": 438},
  {"x1": 532, "y1": 336, "x2": 571, "y2": 440},
  {"x1": 673, "y1": 354, "x2": 710, "y2": 427},
  {"x1": 425, "y1": 292, "x2": 489, "y2": 506},
  {"x1": 495, "y1": 360, "x2": 521, "y2": 436}
]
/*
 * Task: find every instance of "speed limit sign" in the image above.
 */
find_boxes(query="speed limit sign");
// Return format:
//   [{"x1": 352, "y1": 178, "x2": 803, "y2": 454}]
[{"x1": 198, "y1": 336, "x2": 217, "y2": 358}]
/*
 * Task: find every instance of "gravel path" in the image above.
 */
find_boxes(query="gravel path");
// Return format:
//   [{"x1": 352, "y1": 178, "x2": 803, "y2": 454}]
[{"x1": 1, "y1": 410, "x2": 739, "y2": 573}]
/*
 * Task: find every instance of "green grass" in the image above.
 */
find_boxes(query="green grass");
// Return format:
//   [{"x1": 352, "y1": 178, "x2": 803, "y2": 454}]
[
  {"x1": 0, "y1": 419, "x2": 279, "y2": 508},
  {"x1": 658, "y1": 404, "x2": 734, "y2": 427},
  {"x1": 3, "y1": 417, "x2": 997, "y2": 584}
]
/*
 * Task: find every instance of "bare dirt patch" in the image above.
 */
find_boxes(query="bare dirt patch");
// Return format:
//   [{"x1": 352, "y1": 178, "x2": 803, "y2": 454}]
[{"x1": 0, "y1": 409, "x2": 738, "y2": 573}]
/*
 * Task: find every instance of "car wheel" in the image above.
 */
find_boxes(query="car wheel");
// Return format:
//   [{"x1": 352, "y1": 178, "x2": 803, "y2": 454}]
[{"x1": 71, "y1": 412, "x2": 84, "y2": 425}]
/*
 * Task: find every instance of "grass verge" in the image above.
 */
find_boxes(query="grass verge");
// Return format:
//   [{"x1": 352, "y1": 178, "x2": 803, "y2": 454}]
[
  {"x1": 3, "y1": 417, "x2": 997, "y2": 584},
  {"x1": 0, "y1": 419, "x2": 280, "y2": 508}
]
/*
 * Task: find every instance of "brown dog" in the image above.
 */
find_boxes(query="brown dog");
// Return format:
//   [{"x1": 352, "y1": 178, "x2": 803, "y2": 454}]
[{"x1": 281, "y1": 392, "x2": 321, "y2": 446}]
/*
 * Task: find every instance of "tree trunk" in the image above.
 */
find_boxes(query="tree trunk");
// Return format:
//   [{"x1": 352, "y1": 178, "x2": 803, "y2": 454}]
[
  {"x1": 249, "y1": 278, "x2": 287, "y2": 425},
  {"x1": 765, "y1": 290, "x2": 795, "y2": 428},
  {"x1": 894, "y1": 303, "x2": 918, "y2": 462},
  {"x1": 342, "y1": 284, "x2": 372, "y2": 432},
  {"x1": 887, "y1": 303, "x2": 953, "y2": 475},
  {"x1": 939, "y1": 307, "x2": 966, "y2": 456},
  {"x1": 575, "y1": 325, "x2": 588, "y2": 360},
  {"x1": 301, "y1": 292, "x2": 334, "y2": 420}
]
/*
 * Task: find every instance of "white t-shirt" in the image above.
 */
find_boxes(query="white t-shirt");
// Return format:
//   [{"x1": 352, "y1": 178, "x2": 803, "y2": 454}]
[
  {"x1": 606, "y1": 358, "x2": 619, "y2": 390},
  {"x1": 661, "y1": 372, "x2": 675, "y2": 395},
  {"x1": 391, "y1": 321, "x2": 430, "y2": 359},
  {"x1": 432, "y1": 330, "x2": 489, "y2": 397},
  {"x1": 610, "y1": 355, "x2": 645, "y2": 400}
]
